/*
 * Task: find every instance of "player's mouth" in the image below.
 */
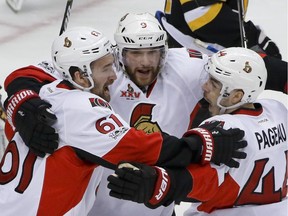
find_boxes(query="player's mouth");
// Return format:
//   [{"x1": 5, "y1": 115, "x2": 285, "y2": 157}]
[
  {"x1": 136, "y1": 68, "x2": 152, "y2": 78},
  {"x1": 103, "y1": 85, "x2": 111, "y2": 94}
]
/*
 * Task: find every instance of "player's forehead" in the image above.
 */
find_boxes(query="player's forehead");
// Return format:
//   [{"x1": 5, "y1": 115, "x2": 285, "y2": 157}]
[
  {"x1": 91, "y1": 54, "x2": 114, "y2": 66},
  {"x1": 124, "y1": 46, "x2": 163, "y2": 53}
]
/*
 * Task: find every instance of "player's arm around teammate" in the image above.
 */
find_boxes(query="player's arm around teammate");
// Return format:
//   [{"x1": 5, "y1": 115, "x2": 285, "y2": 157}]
[{"x1": 107, "y1": 47, "x2": 288, "y2": 215}]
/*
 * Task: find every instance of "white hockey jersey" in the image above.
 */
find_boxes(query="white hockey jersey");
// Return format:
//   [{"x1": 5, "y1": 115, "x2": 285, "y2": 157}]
[
  {"x1": 89, "y1": 48, "x2": 209, "y2": 216},
  {"x1": 0, "y1": 79, "x2": 179, "y2": 215},
  {"x1": 184, "y1": 99, "x2": 288, "y2": 216}
]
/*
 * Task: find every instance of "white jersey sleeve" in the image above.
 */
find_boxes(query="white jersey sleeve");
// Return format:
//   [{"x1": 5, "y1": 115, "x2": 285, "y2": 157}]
[{"x1": 39, "y1": 80, "x2": 165, "y2": 164}]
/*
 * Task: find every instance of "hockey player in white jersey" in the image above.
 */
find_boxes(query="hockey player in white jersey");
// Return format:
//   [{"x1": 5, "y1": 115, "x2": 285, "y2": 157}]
[
  {"x1": 107, "y1": 47, "x2": 288, "y2": 216},
  {"x1": 0, "y1": 26, "x2": 248, "y2": 215},
  {"x1": 88, "y1": 12, "x2": 214, "y2": 216},
  {"x1": 2, "y1": 13, "x2": 248, "y2": 216}
]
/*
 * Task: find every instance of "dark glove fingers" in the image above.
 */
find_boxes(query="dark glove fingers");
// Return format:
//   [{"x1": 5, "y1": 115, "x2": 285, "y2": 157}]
[
  {"x1": 45, "y1": 134, "x2": 59, "y2": 147},
  {"x1": 109, "y1": 191, "x2": 125, "y2": 199},
  {"x1": 234, "y1": 140, "x2": 247, "y2": 149},
  {"x1": 107, "y1": 181, "x2": 133, "y2": 195},
  {"x1": 46, "y1": 138, "x2": 59, "y2": 150},
  {"x1": 108, "y1": 176, "x2": 153, "y2": 204},
  {"x1": 218, "y1": 141, "x2": 233, "y2": 163},
  {"x1": 33, "y1": 130, "x2": 58, "y2": 143},
  {"x1": 34, "y1": 123, "x2": 57, "y2": 134},
  {"x1": 37, "y1": 106, "x2": 57, "y2": 125},
  {"x1": 225, "y1": 159, "x2": 240, "y2": 168},
  {"x1": 115, "y1": 168, "x2": 142, "y2": 184},
  {"x1": 28, "y1": 147, "x2": 45, "y2": 158},
  {"x1": 29, "y1": 136, "x2": 58, "y2": 150},
  {"x1": 228, "y1": 129, "x2": 245, "y2": 141},
  {"x1": 25, "y1": 98, "x2": 56, "y2": 125},
  {"x1": 107, "y1": 174, "x2": 123, "y2": 186},
  {"x1": 199, "y1": 121, "x2": 219, "y2": 131},
  {"x1": 107, "y1": 175, "x2": 138, "y2": 195},
  {"x1": 113, "y1": 183, "x2": 137, "y2": 197},
  {"x1": 212, "y1": 140, "x2": 235, "y2": 165},
  {"x1": 33, "y1": 130, "x2": 59, "y2": 145},
  {"x1": 33, "y1": 124, "x2": 59, "y2": 146},
  {"x1": 29, "y1": 132, "x2": 58, "y2": 151},
  {"x1": 232, "y1": 150, "x2": 247, "y2": 159},
  {"x1": 29, "y1": 140, "x2": 55, "y2": 154},
  {"x1": 30, "y1": 129, "x2": 58, "y2": 145},
  {"x1": 216, "y1": 127, "x2": 244, "y2": 139},
  {"x1": 114, "y1": 176, "x2": 139, "y2": 192}
]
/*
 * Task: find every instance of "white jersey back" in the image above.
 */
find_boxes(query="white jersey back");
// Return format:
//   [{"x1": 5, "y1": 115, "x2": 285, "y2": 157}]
[
  {"x1": 89, "y1": 48, "x2": 209, "y2": 216},
  {"x1": 184, "y1": 99, "x2": 288, "y2": 216}
]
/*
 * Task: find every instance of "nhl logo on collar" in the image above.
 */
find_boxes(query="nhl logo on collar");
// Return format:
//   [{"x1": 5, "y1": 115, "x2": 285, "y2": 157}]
[{"x1": 120, "y1": 84, "x2": 141, "y2": 100}]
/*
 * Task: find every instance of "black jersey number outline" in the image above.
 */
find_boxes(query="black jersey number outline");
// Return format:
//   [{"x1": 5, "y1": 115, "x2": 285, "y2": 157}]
[
  {"x1": 236, "y1": 151, "x2": 288, "y2": 205},
  {"x1": 0, "y1": 141, "x2": 37, "y2": 194}
]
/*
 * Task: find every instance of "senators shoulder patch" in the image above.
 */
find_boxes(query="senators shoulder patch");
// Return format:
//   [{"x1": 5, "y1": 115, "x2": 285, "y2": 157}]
[{"x1": 89, "y1": 98, "x2": 111, "y2": 110}]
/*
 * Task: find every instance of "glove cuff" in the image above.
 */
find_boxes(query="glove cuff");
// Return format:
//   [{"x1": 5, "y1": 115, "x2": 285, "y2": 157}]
[
  {"x1": 6, "y1": 89, "x2": 39, "y2": 129},
  {"x1": 148, "y1": 166, "x2": 171, "y2": 207},
  {"x1": 184, "y1": 128, "x2": 214, "y2": 165}
]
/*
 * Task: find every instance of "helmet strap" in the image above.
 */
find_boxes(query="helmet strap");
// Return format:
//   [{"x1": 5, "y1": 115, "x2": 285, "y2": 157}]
[{"x1": 216, "y1": 93, "x2": 246, "y2": 114}]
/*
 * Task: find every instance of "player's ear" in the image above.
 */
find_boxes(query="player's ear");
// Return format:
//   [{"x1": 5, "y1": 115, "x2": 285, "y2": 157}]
[
  {"x1": 73, "y1": 71, "x2": 90, "y2": 88},
  {"x1": 231, "y1": 90, "x2": 244, "y2": 104}
]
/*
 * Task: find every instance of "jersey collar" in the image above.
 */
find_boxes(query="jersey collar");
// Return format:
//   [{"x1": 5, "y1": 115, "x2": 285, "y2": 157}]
[
  {"x1": 232, "y1": 103, "x2": 263, "y2": 116},
  {"x1": 56, "y1": 80, "x2": 75, "y2": 90}
]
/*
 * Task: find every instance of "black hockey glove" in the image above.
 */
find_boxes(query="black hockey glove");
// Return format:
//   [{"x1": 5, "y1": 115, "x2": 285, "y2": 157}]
[
  {"x1": 246, "y1": 22, "x2": 282, "y2": 60},
  {"x1": 6, "y1": 90, "x2": 58, "y2": 157},
  {"x1": 183, "y1": 121, "x2": 247, "y2": 168},
  {"x1": 108, "y1": 161, "x2": 174, "y2": 209},
  {"x1": 257, "y1": 28, "x2": 282, "y2": 60}
]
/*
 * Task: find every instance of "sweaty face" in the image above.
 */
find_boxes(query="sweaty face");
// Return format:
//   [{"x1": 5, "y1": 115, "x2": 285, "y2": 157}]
[
  {"x1": 123, "y1": 47, "x2": 164, "y2": 88},
  {"x1": 90, "y1": 54, "x2": 117, "y2": 102}
]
